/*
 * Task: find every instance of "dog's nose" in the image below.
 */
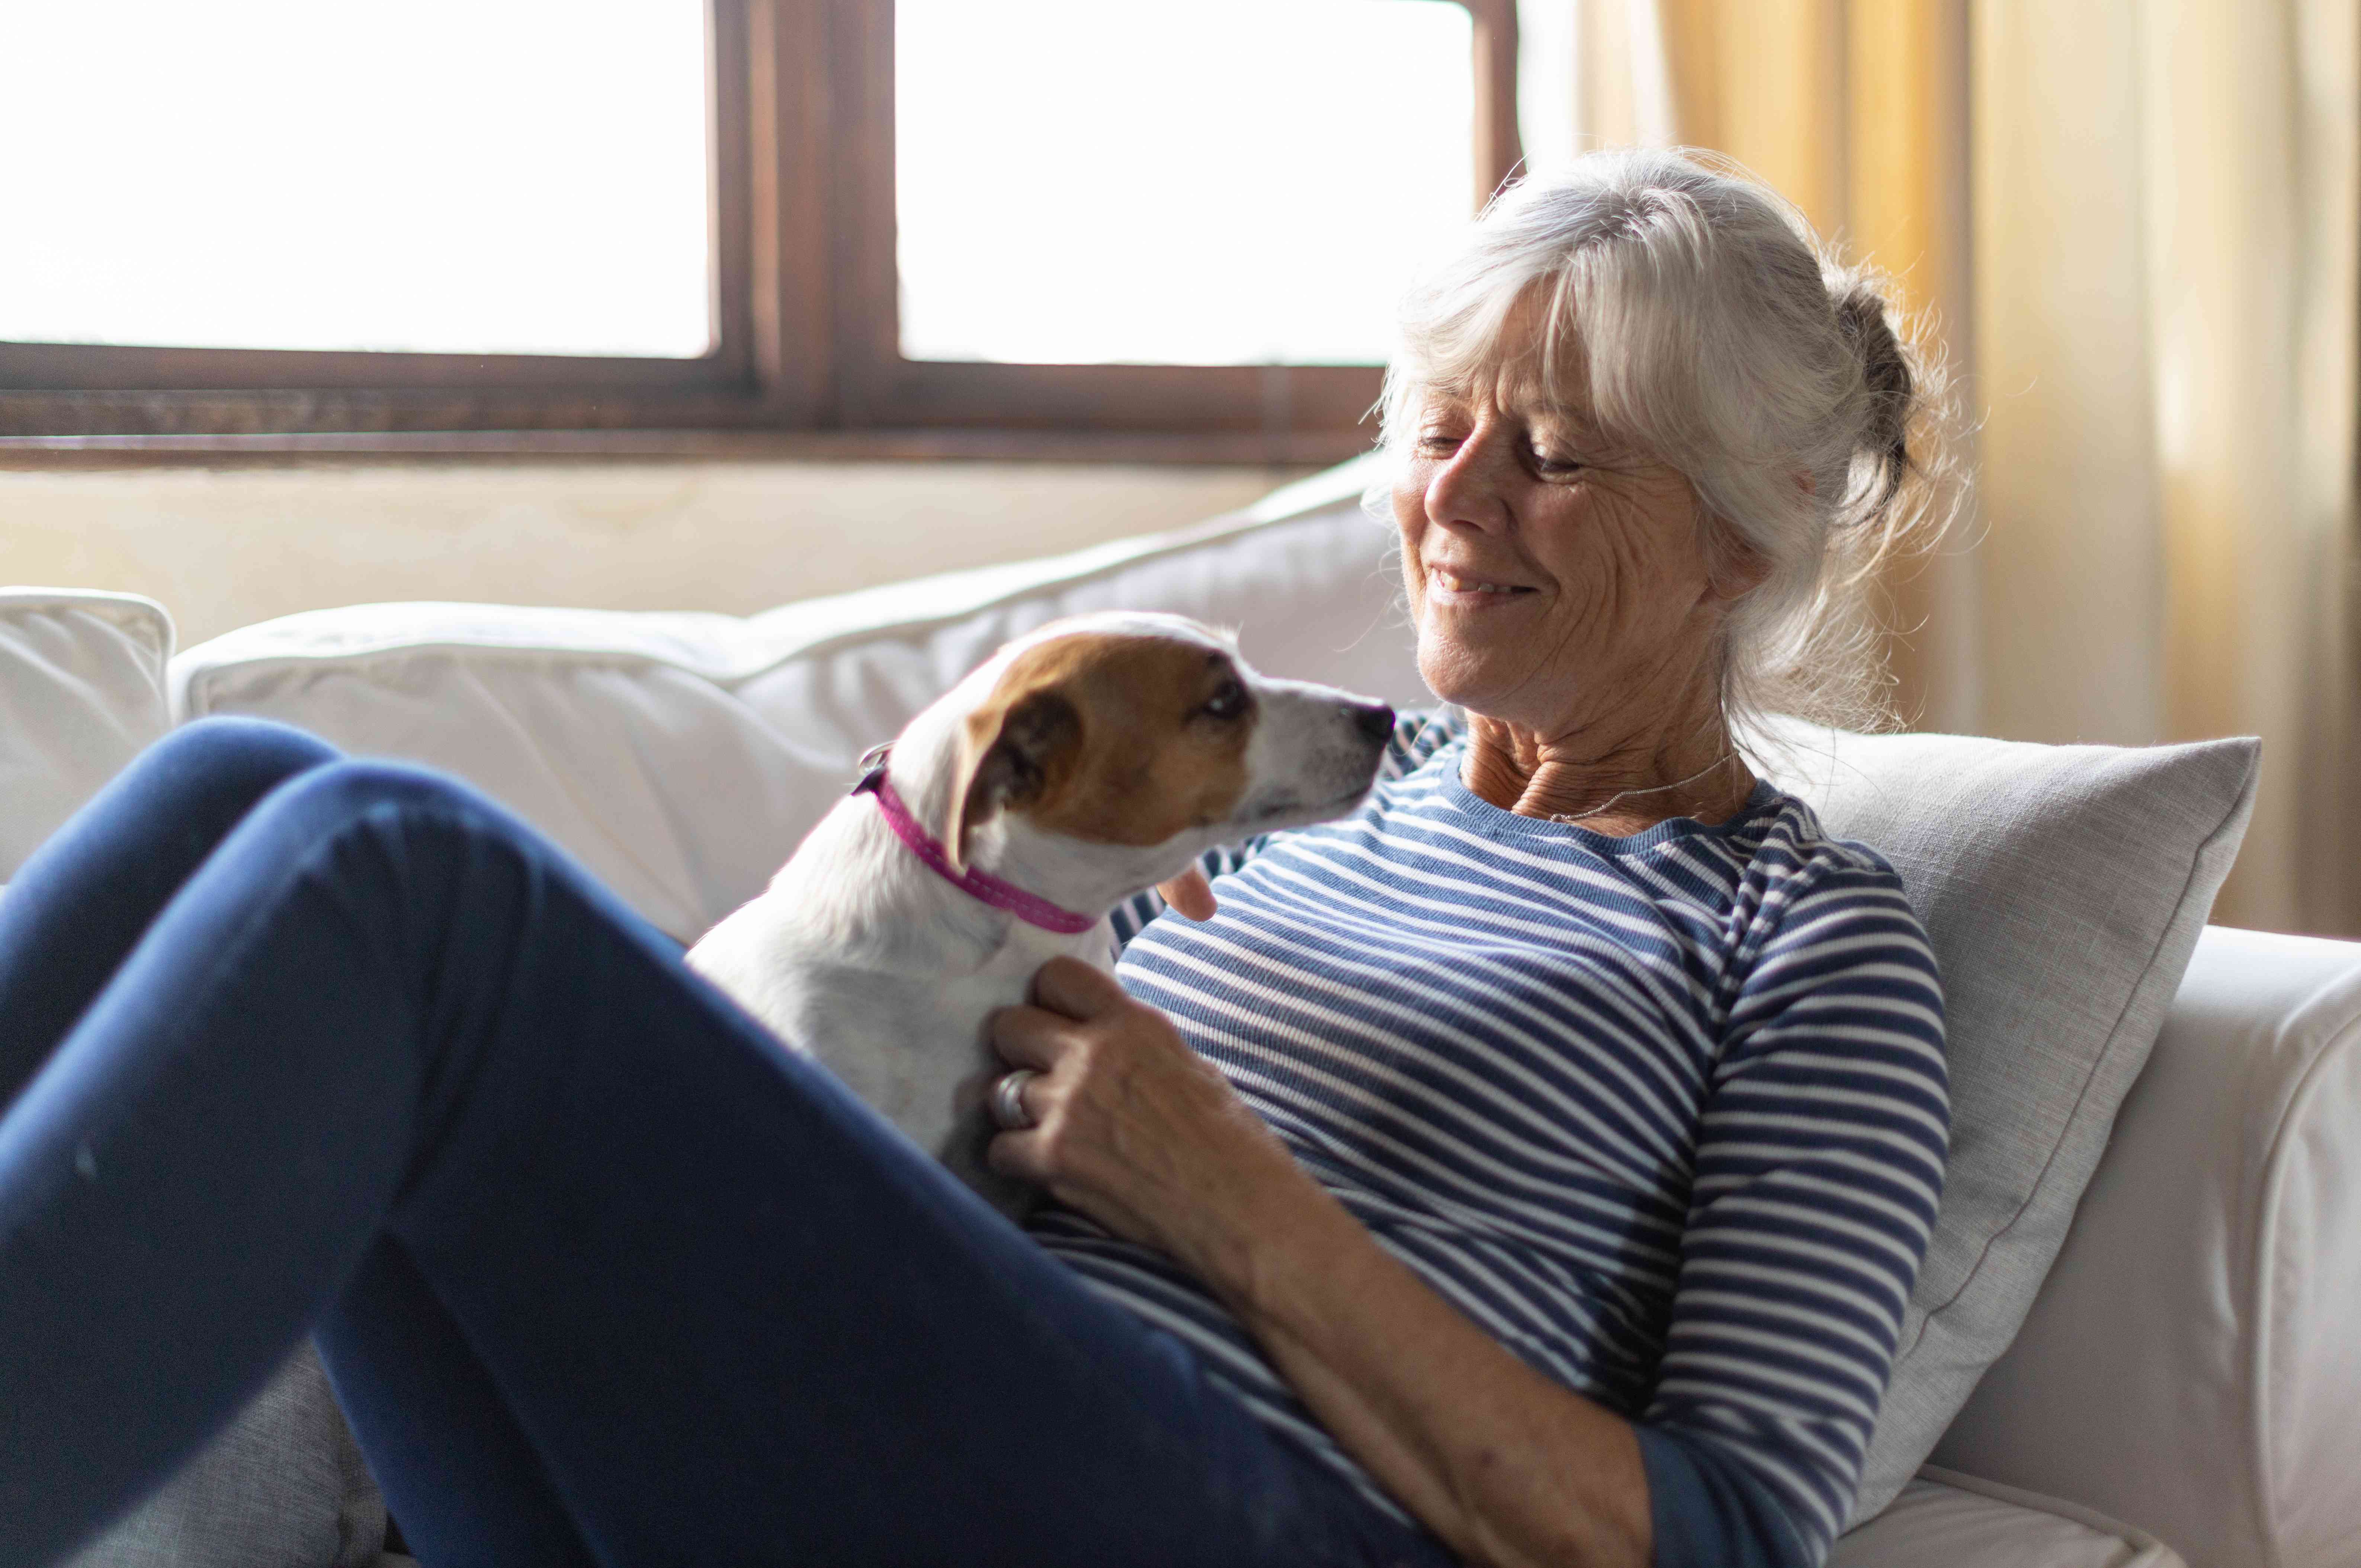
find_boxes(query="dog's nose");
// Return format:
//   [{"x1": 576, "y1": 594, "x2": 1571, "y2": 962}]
[{"x1": 1352, "y1": 701, "x2": 1396, "y2": 744}]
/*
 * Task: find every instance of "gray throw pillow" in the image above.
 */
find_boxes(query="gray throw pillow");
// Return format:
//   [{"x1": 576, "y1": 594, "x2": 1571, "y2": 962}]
[
  {"x1": 64, "y1": 1344, "x2": 386, "y2": 1568},
  {"x1": 1754, "y1": 723, "x2": 2260, "y2": 1524}
]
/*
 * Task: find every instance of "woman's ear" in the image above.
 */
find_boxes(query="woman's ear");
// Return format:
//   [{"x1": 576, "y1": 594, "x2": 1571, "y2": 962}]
[
  {"x1": 1707, "y1": 539, "x2": 1774, "y2": 602},
  {"x1": 1700, "y1": 469, "x2": 1807, "y2": 601},
  {"x1": 941, "y1": 686, "x2": 1080, "y2": 873},
  {"x1": 1696, "y1": 507, "x2": 1774, "y2": 605}
]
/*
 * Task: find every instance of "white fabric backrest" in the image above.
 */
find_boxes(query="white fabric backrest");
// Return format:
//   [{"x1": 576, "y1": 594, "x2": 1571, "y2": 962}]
[
  {"x1": 0, "y1": 589, "x2": 174, "y2": 881},
  {"x1": 173, "y1": 460, "x2": 1420, "y2": 942},
  {"x1": 723, "y1": 461, "x2": 1419, "y2": 801}
]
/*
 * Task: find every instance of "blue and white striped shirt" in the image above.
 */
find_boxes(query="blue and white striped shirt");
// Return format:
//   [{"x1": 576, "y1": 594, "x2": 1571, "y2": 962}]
[{"x1": 1031, "y1": 714, "x2": 1948, "y2": 1564}]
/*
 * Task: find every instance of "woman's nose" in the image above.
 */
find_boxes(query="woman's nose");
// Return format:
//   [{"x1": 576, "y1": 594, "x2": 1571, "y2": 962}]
[{"x1": 1424, "y1": 430, "x2": 1512, "y2": 531}]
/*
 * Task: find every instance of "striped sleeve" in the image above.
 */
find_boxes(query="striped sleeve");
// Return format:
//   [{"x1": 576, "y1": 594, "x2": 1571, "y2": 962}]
[
  {"x1": 1641, "y1": 852, "x2": 1948, "y2": 1564},
  {"x1": 1109, "y1": 707, "x2": 1463, "y2": 948}
]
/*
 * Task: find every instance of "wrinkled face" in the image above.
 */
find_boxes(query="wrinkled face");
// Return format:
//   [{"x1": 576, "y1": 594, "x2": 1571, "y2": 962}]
[
  {"x1": 948, "y1": 615, "x2": 1393, "y2": 875},
  {"x1": 1393, "y1": 375, "x2": 1726, "y2": 737}
]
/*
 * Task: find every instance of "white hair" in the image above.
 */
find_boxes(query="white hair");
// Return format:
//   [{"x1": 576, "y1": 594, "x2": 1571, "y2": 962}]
[{"x1": 1375, "y1": 146, "x2": 1961, "y2": 736}]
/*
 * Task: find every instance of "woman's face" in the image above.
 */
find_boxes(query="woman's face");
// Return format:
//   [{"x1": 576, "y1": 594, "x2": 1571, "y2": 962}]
[{"x1": 1392, "y1": 375, "x2": 1732, "y2": 740}]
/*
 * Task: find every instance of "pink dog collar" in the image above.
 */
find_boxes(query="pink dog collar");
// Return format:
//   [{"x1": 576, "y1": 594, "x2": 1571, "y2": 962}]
[{"x1": 853, "y1": 762, "x2": 1098, "y2": 936}]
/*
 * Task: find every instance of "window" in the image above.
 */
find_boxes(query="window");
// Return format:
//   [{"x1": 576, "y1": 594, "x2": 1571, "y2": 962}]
[
  {"x1": 0, "y1": 0, "x2": 1518, "y2": 460},
  {"x1": 2, "y1": 3, "x2": 712, "y2": 360},
  {"x1": 895, "y1": 0, "x2": 1480, "y2": 367}
]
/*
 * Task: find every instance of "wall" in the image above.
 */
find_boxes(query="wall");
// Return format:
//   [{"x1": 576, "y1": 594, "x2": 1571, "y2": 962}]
[{"x1": 0, "y1": 460, "x2": 1312, "y2": 649}]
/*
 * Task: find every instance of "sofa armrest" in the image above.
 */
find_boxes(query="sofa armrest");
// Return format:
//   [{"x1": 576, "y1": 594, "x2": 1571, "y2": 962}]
[
  {"x1": 1928, "y1": 926, "x2": 2361, "y2": 1568},
  {"x1": 0, "y1": 589, "x2": 174, "y2": 881}
]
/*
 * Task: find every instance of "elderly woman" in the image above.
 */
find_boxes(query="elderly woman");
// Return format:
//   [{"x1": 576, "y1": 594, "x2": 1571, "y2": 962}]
[{"x1": 0, "y1": 148, "x2": 1945, "y2": 1568}]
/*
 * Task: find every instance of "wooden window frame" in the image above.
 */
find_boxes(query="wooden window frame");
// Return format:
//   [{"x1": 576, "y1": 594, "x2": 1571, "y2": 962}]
[{"x1": 0, "y1": 0, "x2": 1518, "y2": 464}]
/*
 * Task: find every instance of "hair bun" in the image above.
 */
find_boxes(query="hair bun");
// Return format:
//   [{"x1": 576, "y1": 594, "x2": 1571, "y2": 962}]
[{"x1": 1832, "y1": 276, "x2": 1914, "y2": 514}]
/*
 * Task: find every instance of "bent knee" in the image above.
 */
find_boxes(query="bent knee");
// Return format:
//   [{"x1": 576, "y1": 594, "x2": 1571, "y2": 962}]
[
  {"x1": 156, "y1": 716, "x2": 343, "y2": 788},
  {"x1": 253, "y1": 763, "x2": 565, "y2": 888},
  {"x1": 244, "y1": 761, "x2": 586, "y2": 952},
  {"x1": 269, "y1": 760, "x2": 507, "y2": 830}
]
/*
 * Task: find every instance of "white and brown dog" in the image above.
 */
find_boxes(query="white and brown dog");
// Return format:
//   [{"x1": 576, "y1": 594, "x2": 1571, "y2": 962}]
[{"x1": 686, "y1": 612, "x2": 1394, "y2": 1212}]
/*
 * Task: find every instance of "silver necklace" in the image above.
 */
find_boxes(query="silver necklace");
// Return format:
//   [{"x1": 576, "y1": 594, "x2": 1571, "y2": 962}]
[{"x1": 1543, "y1": 753, "x2": 1742, "y2": 826}]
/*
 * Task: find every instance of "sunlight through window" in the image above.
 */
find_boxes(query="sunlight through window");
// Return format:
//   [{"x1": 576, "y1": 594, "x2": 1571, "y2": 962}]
[
  {"x1": 0, "y1": 1, "x2": 711, "y2": 358},
  {"x1": 895, "y1": 0, "x2": 1477, "y2": 366}
]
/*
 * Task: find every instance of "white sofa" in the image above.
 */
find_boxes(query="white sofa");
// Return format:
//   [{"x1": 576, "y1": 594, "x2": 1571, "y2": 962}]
[{"x1": 6, "y1": 460, "x2": 2357, "y2": 1568}]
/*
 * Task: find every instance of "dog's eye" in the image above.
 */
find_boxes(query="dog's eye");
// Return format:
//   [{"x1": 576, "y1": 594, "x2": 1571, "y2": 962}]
[{"x1": 1200, "y1": 679, "x2": 1249, "y2": 721}]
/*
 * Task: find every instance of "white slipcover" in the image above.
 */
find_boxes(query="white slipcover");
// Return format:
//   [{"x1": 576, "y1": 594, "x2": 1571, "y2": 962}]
[
  {"x1": 1932, "y1": 926, "x2": 2361, "y2": 1568},
  {"x1": 173, "y1": 462, "x2": 1415, "y2": 943},
  {"x1": 0, "y1": 589, "x2": 173, "y2": 882},
  {"x1": 1833, "y1": 1466, "x2": 2185, "y2": 1568}
]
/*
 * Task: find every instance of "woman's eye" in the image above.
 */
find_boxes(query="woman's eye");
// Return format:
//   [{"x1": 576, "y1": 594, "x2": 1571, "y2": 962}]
[
  {"x1": 1200, "y1": 680, "x2": 1249, "y2": 720},
  {"x1": 1531, "y1": 449, "x2": 1583, "y2": 473}
]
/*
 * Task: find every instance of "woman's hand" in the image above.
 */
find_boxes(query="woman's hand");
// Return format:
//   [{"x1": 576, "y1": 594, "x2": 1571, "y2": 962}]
[
  {"x1": 988, "y1": 967, "x2": 1650, "y2": 1568},
  {"x1": 985, "y1": 956, "x2": 1297, "y2": 1265}
]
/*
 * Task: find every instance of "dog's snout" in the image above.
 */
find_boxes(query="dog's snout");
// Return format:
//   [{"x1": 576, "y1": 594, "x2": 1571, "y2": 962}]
[{"x1": 1352, "y1": 701, "x2": 1396, "y2": 745}]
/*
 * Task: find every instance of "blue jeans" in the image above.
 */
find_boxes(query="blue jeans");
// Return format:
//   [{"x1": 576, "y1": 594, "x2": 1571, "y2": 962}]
[{"x1": 0, "y1": 720, "x2": 1454, "y2": 1568}]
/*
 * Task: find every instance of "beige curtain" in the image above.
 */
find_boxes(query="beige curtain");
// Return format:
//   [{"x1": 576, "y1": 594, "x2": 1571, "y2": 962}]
[{"x1": 1522, "y1": 0, "x2": 2361, "y2": 934}]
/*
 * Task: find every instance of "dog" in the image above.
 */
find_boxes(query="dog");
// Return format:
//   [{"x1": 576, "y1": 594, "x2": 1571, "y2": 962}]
[{"x1": 686, "y1": 611, "x2": 1395, "y2": 1213}]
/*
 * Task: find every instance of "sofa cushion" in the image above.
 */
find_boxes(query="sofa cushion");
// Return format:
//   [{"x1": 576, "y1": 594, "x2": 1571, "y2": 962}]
[
  {"x1": 1831, "y1": 1466, "x2": 2185, "y2": 1568},
  {"x1": 1757, "y1": 725, "x2": 2259, "y2": 1524},
  {"x1": 0, "y1": 589, "x2": 174, "y2": 882},
  {"x1": 62, "y1": 1344, "x2": 385, "y2": 1568},
  {"x1": 173, "y1": 459, "x2": 1418, "y2": 942}
]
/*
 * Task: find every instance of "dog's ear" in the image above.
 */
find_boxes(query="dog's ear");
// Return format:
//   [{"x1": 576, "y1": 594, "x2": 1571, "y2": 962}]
[{"x1": 943, "y1": 685, "x2": 1081, "y2": 873}]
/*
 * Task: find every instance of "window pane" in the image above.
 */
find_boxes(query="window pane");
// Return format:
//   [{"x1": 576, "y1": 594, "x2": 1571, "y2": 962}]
[
  {"x1": 0, "y1": 2, "x2": 712, "y2": 359},
  {"x1": 896, "y1": 0, "x2": 1475, "y2": 366}
]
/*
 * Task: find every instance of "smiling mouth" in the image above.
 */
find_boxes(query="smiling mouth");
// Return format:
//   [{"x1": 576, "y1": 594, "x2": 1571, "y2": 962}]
[{"x1": 1431, "y1": 569, "x2": 1535, "y2": 597}]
